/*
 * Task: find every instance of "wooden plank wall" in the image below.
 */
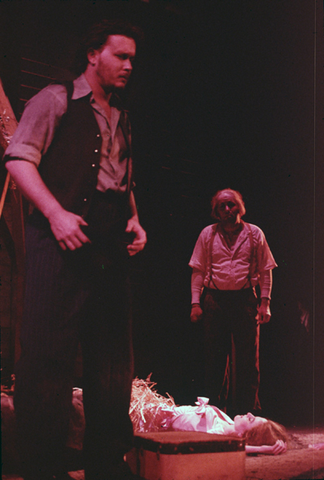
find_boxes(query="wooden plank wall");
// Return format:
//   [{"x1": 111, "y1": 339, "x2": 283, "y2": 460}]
[{"x1": 0, "y1": 43, "x2": 74, "y2": 386}]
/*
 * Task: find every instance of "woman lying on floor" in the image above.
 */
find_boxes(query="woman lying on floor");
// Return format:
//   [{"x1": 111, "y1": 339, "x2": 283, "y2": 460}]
[
  {"x1": 213, "y1": 410, "x2": 287, "y2": 455},
  {"x1": 131, "y1": 394, "x2": 288, "y2": 455},
  {"x1": 68, "y1": 383, "x2": 288, "y2": 455}
]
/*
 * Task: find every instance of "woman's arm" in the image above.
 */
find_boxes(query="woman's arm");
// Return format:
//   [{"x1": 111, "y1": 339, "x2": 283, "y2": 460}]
[{"x1": 245, "y1": 440, "x2": 287, "y2": 455}]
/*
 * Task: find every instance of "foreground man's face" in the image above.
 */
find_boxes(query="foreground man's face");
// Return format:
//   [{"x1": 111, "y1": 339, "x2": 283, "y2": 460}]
[{"x1": 93, "y1": 34, "x2": 136, "y2": 90}]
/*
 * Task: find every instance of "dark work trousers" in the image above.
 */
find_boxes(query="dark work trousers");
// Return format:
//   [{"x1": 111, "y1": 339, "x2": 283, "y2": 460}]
[
  {"x1": 202, "y1": 287, "x2": 261, "y2": 417},
  {"x1": 13, "y1": 191, "x2": 134, "y2": 480}
]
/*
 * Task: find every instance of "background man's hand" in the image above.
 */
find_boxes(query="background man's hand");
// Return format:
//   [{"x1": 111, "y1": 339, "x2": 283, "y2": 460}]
[
  {"x1": 256, "y1": 298, "x2": 271, "y2": 324},
  {"x1": 190, "y1": 304, "x2": 203, "y2": 323}
]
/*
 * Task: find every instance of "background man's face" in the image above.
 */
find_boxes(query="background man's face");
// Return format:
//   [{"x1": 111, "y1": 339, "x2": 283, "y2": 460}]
[
  {"x1": 92, "y1": 34, "x2": 136, "y2": 90},
  {"x1": 217, "y1": 192, "x2": 241, "y2": 225}
]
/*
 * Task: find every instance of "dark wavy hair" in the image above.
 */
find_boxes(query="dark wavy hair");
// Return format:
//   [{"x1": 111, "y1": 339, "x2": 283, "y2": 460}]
[
  {"x1": 74, "y1": 19, "x2": 144, "y2": 75},
  {"x1": 244, "y1": 419, "x2": 288, "y2": 446},
  {"x1": 211, "y1": 188, "x2": 246, "y2": 221}
]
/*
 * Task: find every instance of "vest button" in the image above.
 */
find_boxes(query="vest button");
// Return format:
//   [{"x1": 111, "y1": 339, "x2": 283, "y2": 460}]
[
  {"x1": 96, "y1": 134, "x2": 100, "y2": 138},
  {"x1": 83, "y1": 198, "x2": 87, "y2": 202},
  {"x1": 94, "y1": 149, "x2": 99, "y2": 153},
  {"x1": 91, "y1": 163, "x2": 96, "y2": 168}
]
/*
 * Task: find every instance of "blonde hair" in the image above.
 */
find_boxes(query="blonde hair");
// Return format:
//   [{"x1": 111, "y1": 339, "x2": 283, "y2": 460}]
[{"x1": 244, "y1": 419, "x2": 288, "y2": 446}]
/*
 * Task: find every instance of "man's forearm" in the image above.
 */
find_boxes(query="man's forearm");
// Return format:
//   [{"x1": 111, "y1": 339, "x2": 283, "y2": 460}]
[
  {"x1": 125, "y1": 190, "x2": 147, "y2": 255},
  {"x1": 5, "y1": 159, "x2": 64, "y2": 219},
  {"x1": 259, "y1": 269, "x2": 272, "y2": 299},
  {"x1": 257, "y1": 270, "x2": 273, "y2": 323},
  {"x1": 129, "y1": 190, "x2": 139, "y2": 220},
  {"x1": 5, "y1": 159, "x2": 90, "y2": 251},
  {"x1": 191, "y1": 268, "x2": 205, "y2": 304}
]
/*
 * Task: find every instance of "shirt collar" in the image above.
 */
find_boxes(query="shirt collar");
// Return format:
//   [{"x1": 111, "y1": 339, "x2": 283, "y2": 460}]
[
  {"x1": 217, "y1": 221, "x2": 247, "y2": 237},
  {"x1": 72, "y1": 74, "x2": 126, "y2": 112},
  {"x1": 72, "y1": 74, "x2": 92, "y2": 100}
]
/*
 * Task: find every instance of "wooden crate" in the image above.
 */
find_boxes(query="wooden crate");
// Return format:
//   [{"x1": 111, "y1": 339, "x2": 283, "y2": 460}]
[{"x1": 126, "y1": 431, "x2": 245, "y2": 480}]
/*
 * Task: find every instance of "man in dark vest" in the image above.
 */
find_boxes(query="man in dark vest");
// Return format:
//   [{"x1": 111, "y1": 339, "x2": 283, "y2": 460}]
[{"x1": 4, "y1": 20, "x2": 147, "y2": 480}]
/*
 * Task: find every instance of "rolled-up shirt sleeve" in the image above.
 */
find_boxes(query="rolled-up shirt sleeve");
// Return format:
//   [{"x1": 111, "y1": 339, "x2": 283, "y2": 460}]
[
  {"x1": 3, "y1": 85, "x2": 67, "y2": 166},
  {"x1": 189, "y1": 227, "x2": 209, "y2": 273},
  {"x1": 255, "y1": 227, "x2": 277, "y2": 272}
]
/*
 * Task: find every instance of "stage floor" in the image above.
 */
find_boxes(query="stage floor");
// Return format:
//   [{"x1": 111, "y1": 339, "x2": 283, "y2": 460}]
[
  {"x1": 3, "y1": 427, "x2": 324, "y2": 480},
  {"x1": 245, "y1": 426, "x2": 324, "y2": 480}
]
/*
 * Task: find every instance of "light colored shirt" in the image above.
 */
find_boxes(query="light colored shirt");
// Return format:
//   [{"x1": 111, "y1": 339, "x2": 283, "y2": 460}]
[
  {"x1": 4, "y1": 74, "x2": 129, "y2": 193},
  {"x1": 189, "y1": 222, "x2": 277, "y2": 291},
  {"x1": 159, "y1": 397, "x2": 235, "y2": 435}
]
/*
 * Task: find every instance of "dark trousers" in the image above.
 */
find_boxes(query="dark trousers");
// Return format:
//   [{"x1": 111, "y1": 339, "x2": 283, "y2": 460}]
[
  {"x1": 202, "y1": 287, "x2": 261, "y2": 416},
  {"x1": 14, "y1": 192, "x2": 134, "y2": 479}
]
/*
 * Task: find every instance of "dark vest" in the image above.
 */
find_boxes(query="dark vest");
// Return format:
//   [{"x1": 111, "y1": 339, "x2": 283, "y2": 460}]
[{"x1": 38, "y1": 83, "x2": 132, "y2": 219}]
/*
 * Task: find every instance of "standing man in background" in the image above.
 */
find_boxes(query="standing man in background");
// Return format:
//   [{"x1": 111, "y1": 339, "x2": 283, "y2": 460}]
[
  {"x1": 3, "y1": 19, "x2": 146, "y2": 480},
  {"x1": 189, "y1": 188, "x2": 277, "y2": 416}
]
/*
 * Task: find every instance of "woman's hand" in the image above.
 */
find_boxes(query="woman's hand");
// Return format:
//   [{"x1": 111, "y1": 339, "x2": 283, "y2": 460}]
[
  {"x1": 269, "y1": 440, "x2": 287, "y2": 455},
  {"x1": 246, "y1": 440, "x2": 287, "y2": 455},
  {"x1": 309, "y1": 443, "x2": 324, "y2": 450}
]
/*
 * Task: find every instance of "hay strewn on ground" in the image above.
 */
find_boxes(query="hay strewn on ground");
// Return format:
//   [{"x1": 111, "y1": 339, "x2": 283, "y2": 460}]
[{"x1": 129, "y1": 375, "x2": 176, "y2": 432}]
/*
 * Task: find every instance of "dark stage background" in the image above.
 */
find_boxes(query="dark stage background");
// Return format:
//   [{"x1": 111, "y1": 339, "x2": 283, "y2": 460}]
[{"x1": 1, "y1": 0, "x2": 323, "y2": 427}]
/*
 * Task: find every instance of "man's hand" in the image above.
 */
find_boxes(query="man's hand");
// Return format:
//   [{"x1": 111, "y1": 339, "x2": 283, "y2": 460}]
[
  {"x1": 5, "y1": 160, "x2": 91, "y2": 251},
  {"x1": 48, "y1": 209, "x2": 91, "y2": 251},
  {"x1": 256, "y1": 298, "x2": 271, "y2": 324},
  {"x1": 190, "y1": 304, "x2": 203, "y2": 323},
  {"x1": 125, "y1": 217, "x2": 147, "y2": 256}
]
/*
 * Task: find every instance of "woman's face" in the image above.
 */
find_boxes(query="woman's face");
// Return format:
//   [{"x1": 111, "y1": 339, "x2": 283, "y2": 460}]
[{"x1": 234, "y1": 413, "x2": 267, "y2": 435}]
